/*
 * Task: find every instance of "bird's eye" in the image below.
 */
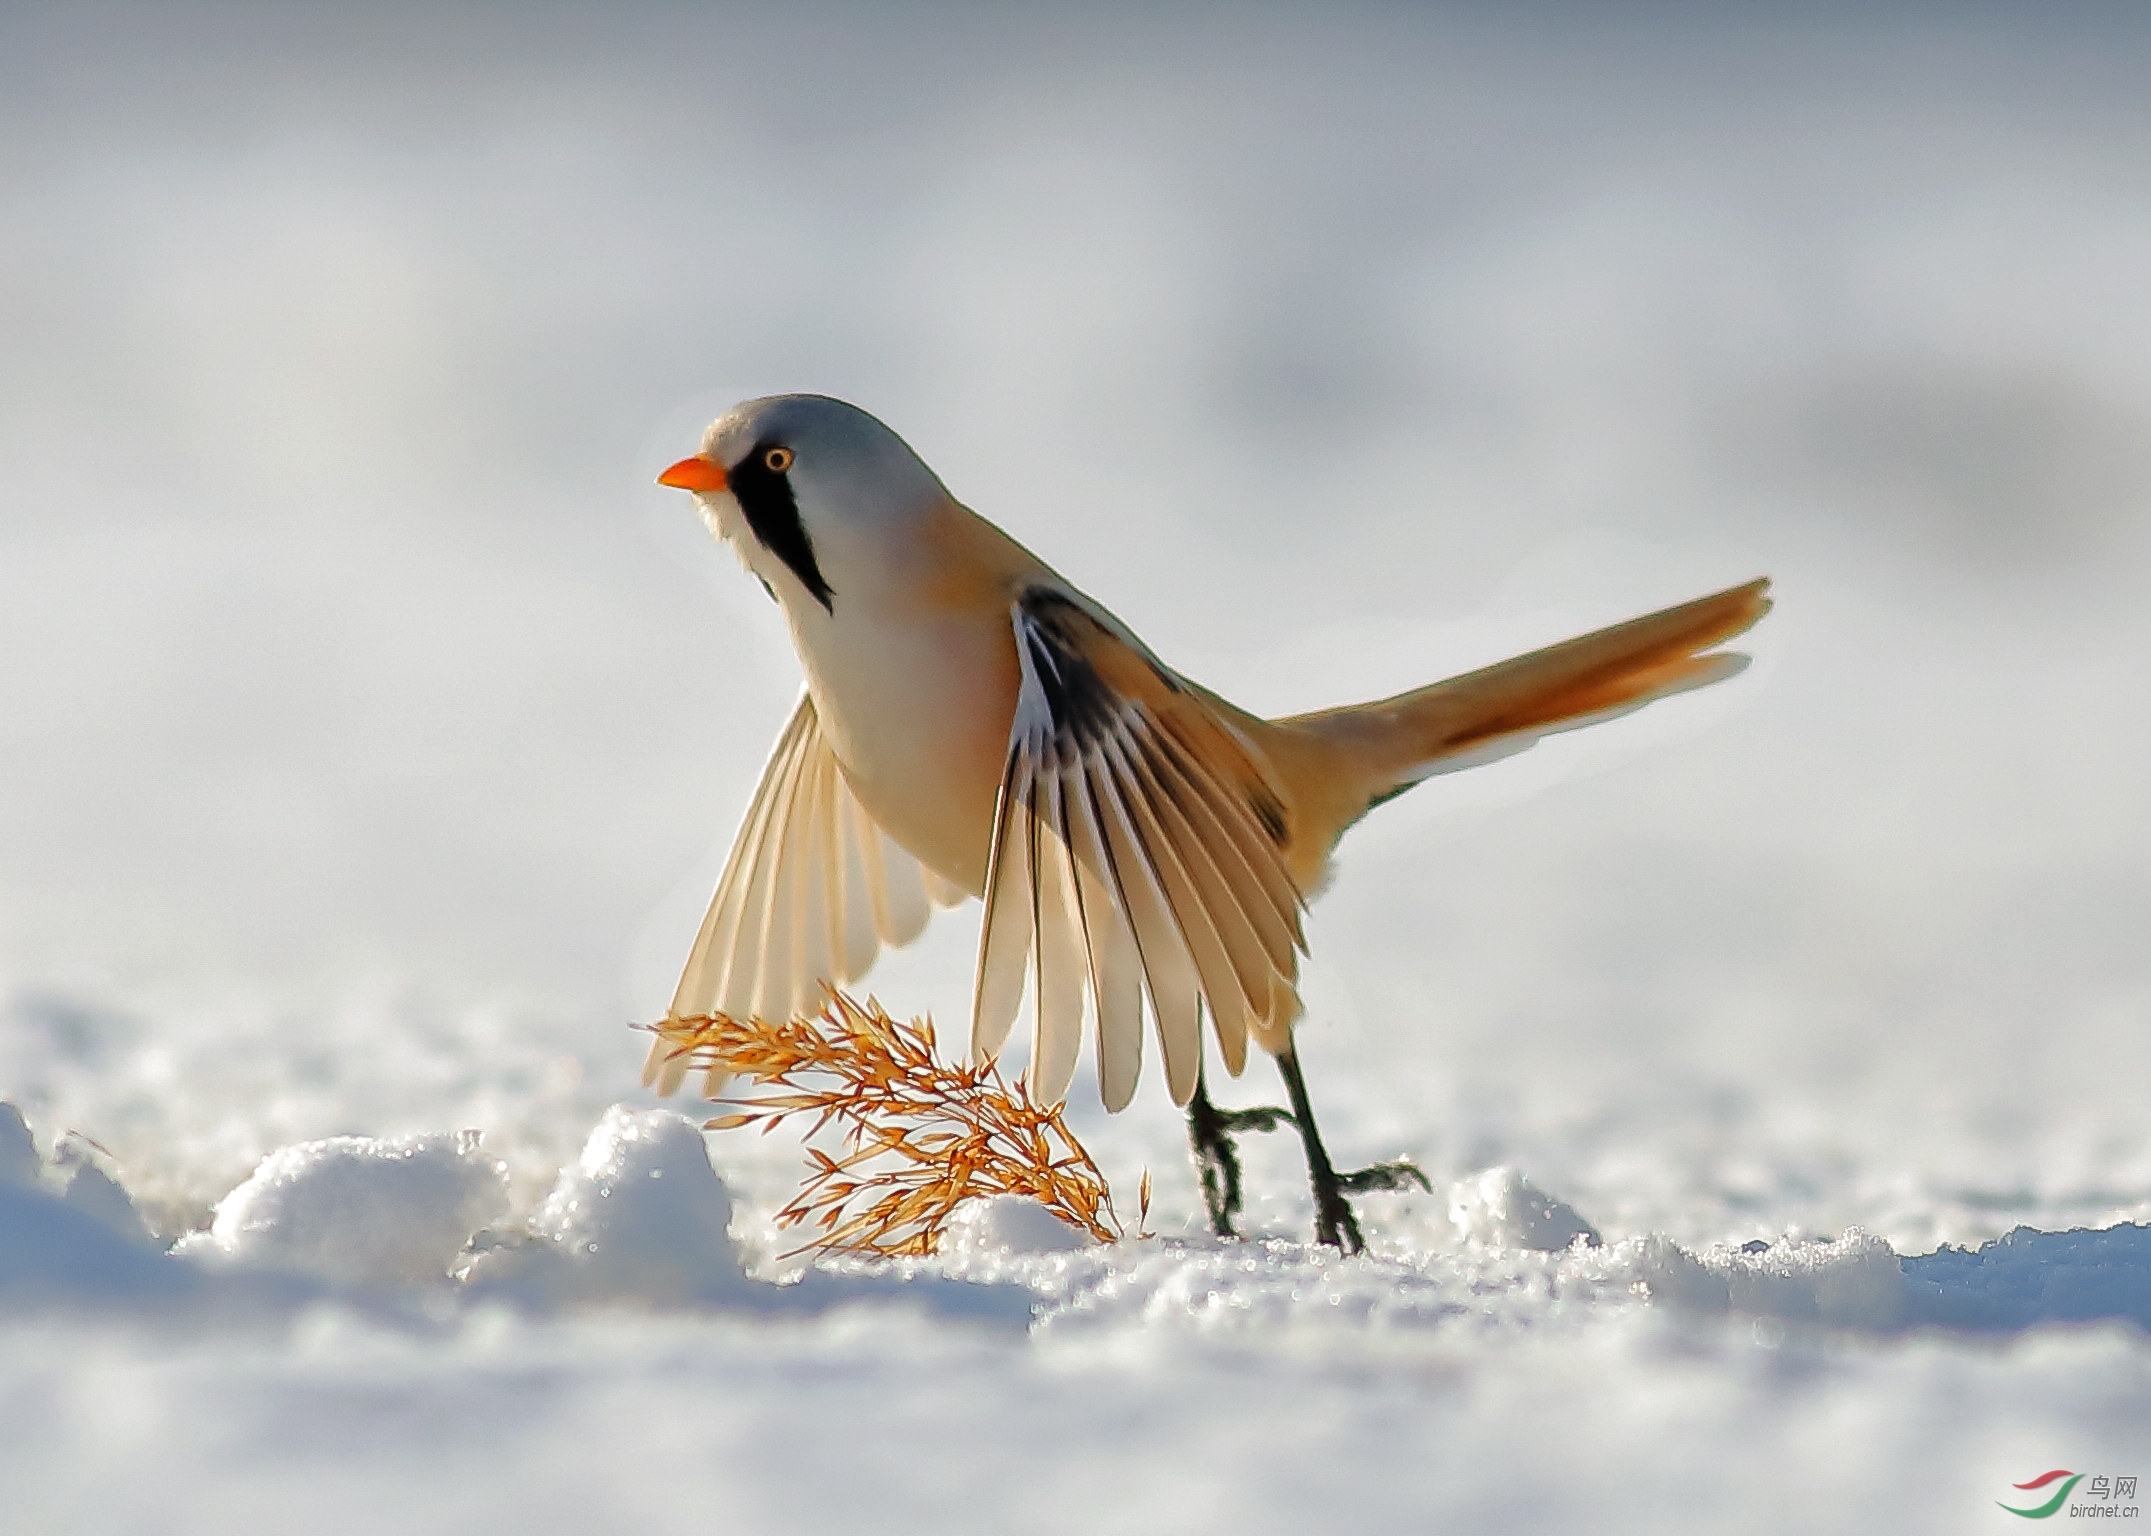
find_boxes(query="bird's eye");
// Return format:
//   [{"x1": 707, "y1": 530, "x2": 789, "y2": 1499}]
[{"x1": 763, "y1": 446, "x2": 795, "y2": 473}]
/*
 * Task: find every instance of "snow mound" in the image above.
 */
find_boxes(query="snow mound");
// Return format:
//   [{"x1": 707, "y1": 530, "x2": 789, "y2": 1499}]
[
  {"x1": 943, "y1": 1195, "x2": 1093, "y2": 1258},
  {"x1": 462, "y1": 1105, "x2": 753, "y2": 1306},
  {"x1": 180, "y1": 1130, "x2": 508, "y2": 1287},
  {"x1": 1605, "y1": 1229, "x2": 1907, "y2": 1330},
  {"x1": 0, "y1": 1102, "x2": 190, "y2": 1307},
  {"x1": 1902, "y1": 1223, "x2": 2151, "y2": 1332},
  {"x1": 464, "y1": 1105, "x2": 1035, "y2": 1324},
  {"x1": 1434, "y1": 1174, "x2": 1902, "y2": 1331},
  {"x1": 1448, "y1": 1166, "x2": 1602, "y2": 1251},
  {"x1": 53, "y1": 1159, "x2": 154, "y2": 1247}
]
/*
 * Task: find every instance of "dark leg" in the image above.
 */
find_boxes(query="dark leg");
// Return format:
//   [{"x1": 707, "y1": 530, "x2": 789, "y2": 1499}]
[
  {"x1": 1184, "y1": 1069, "x2": 1295, "y2": 1239},
  {"x1": 1273, "y1": 1045, "x2": 1432, "y2": 1255}
]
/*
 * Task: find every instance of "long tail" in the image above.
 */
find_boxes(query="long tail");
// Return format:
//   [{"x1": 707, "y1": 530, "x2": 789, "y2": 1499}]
[{"x1": 1272, "y1": 578, "x2": 1772, "y2": 831}]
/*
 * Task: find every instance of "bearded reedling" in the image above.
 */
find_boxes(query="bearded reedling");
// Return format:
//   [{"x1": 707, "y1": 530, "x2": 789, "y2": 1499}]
[{"x1": 649, "y1": 394, "x2": 1769, "y2": 1251}]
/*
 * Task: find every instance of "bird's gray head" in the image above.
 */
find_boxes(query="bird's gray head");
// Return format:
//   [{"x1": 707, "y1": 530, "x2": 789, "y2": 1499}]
[{"x1": 660, "y1": 394, "x2": 950, "y2": 614}]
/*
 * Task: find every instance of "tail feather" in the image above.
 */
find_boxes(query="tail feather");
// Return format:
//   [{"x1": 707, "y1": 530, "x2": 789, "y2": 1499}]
[{"x1": 1279, "y1": 578, "x2": 1771, "y2": 818}]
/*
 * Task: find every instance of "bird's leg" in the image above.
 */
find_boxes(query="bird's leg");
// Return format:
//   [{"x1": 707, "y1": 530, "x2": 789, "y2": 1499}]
[
  {"x1": 1271, "y1": 1046, "x2": 1360, "y2": 1253},
  {"x1": 1184, "y1": 1070, "x2": 1296, "y2": 1239},
  {"x1": 1272, "y1": 1045, "x2": 1432, "y2": 1255}
]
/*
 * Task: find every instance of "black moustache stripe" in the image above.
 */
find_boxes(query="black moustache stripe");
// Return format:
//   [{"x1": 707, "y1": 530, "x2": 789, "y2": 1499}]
[{"x1": 731, "y1": 443, "x2": 834, "y2": 612}]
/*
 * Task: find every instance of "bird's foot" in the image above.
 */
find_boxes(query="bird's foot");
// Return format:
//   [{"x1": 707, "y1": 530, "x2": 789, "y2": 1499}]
[
  {"x1": 1186, "y1": 1091, "x2": 1296, "y2": 1240},
  {"x1": 1308, "y1": 1161, "x2": 1431, "y2": 1254}
]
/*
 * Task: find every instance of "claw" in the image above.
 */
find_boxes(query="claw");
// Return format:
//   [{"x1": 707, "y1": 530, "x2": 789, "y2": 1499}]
[{"x1": 1336, "y1": 1160, "x2": 1433, "y2": 1196}]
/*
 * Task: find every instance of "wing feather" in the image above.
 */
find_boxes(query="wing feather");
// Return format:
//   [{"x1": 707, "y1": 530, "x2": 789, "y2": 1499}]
[
  {"x1": 1064, "y1": 766, "x2": 1145, "y2": 1111},
  {"x1": 1127, "y1": 717, "x2": 1282, "y2": 1012},
  {"x1": 748, "y1": 728, "x2": 810, "y2": 1023},
  {"x1": 1108, "y1": 727, "x2": 1257, "y2": 1077},
  {"x1": 970, "y1": 746, "x2": 1037, "y2": 1063},
  {"x1": 1086, "y1": 743, "x2": 1205, "y2": 1104},
  {"x1": 835, "y1": 792, "x2": 878, "y2": 981},
  {"x1": 651, "y1": 698, "x2": 816, "y2": 1094},
  {"x1": 774, "y1": 748, "x2": 829, "y2": 1020},
  {"x1": 875, "y1": 826, "x2": 933, "y2": 948},
  {"x1": 1148, "y1": 713, "x2": 1304, "y2": 959},
  {"x1": 813, "y1": 748, "x2": 846, "y2": 990},
  {"x1": 1027, "y1": 769, "x2": 1089, "y2": 1106},
  {"x1": 1135, "y1": 714, "x2": 1304, "y2": 1042}
]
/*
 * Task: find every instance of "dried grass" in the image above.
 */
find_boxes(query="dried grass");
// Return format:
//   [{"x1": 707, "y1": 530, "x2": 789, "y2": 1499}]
[{"x1": 646, "y1": 992, "x2": 1129, "y2": 1257}]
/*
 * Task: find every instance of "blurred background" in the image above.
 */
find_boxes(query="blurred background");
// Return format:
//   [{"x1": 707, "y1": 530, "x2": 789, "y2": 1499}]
[{"x1": 2, "y1": 1, "x2": 2147, "y2": 1241}]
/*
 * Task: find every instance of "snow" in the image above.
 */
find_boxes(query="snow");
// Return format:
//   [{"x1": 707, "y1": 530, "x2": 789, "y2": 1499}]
[
  {"x1": 6, "y1": 3, "x2": 2151, "y2": 1530},
  {"x1": 1905, "y1": 1226, "x2": 2151, "y2": 1334},
  {"x1": 20, "y1": 1091, "x2": 2151, "y2": 1346},
  {"x1": 7, "y1": 1089, "x2": 2151, "y2": 1536},
  {"x1": 6, "y1": 1086, "x2": 2151, "y2": 1536},
  {"x1": 4, "y1": 1084, "x2": 2151, "y2": 1523}
]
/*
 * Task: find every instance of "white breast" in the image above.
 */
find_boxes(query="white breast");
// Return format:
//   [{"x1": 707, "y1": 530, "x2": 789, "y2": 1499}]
[{"x1": 782, "y1": 586, "x2": 1017, "y2": 897}]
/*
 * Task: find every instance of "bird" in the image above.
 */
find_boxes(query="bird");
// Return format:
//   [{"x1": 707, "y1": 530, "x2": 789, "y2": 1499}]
[{"x1": 647, "y1": 393, "x2": 1770, "y2": 1251}]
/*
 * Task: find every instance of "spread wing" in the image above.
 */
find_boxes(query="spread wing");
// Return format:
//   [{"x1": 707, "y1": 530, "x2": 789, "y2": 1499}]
[
  {"x1": 648, "y1": 692, "x2": 966, "y2": 1097},
  {"x1": 971, "y1": 590, "x2": 1308, "y2": 1111}
]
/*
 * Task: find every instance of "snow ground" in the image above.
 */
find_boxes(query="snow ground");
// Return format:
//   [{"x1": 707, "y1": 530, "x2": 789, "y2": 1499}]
[
  {"x1": 6, "y1": 3, "x2": 2151, "y2": 1530},
  {"x1": 4, "y1": 1097, "x2": 2150, "y2": 1535}
]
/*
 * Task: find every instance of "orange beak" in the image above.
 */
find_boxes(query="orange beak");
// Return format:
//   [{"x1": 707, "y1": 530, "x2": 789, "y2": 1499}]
[{"x1": 658, "y1": 455, "x2": 728, "y2": 493}]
